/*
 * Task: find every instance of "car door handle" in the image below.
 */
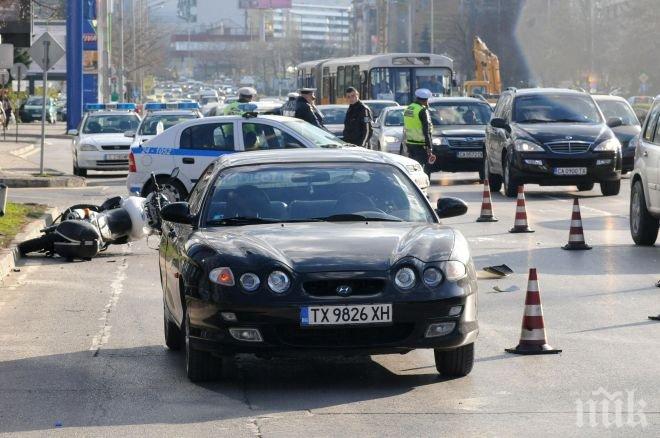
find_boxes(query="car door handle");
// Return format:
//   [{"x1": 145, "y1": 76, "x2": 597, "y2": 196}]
[{"x1": 182, "y1": 157, "x2": 195, "y2": 164}]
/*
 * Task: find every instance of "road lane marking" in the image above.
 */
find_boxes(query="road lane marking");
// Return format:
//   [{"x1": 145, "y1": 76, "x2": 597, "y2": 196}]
[{"x1": 89, "y1": 254, "x2": 129, "y2": 356}]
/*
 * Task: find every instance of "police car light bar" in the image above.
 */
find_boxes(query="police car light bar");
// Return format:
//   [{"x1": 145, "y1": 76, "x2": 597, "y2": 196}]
[
  {"x1": 144, "y1": 102, "x2": 200, "y2": 111},
  {"x1": 84, "y1": 103, "x2": 137, "y2": 112}
]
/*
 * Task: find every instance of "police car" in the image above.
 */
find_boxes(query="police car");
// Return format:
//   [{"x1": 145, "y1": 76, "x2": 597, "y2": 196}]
[
  {"x1": 69, "y1": 103, "x2": 141, "y2": 177},
  {"x1": 127, "y1": 112, "x2": 430, "y2": 201},
  {"x1": 126, "y1": 102, "x2": 202, "y2": 148}
]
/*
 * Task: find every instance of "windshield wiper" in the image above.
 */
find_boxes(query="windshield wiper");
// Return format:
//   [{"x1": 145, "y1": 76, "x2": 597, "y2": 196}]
[
  {"x1": 518, "y1": 119, "x2": 552, "y2": 124},
  {"x1": 553, "y1": 118, "x2": 591, "y2": 123},
  {"x1": 312, "y1": 213, "x2": 402, "y2": 222},
  {"x1": 207, "y1": 216, "x2": 280, "y2": 226}
]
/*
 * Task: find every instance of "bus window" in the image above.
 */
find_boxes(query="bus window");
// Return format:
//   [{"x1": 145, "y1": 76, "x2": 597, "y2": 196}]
[
  {"x1": 393, "y1": 70, "x2": 411, "y2": 105},
  {"x1": 370, "y1": 68, "x2": 394, "y2": 101},
  {"x1": 337, "y1": 66, "x2": 345, "y2": 97},
  {"x1": 414, "y1": 68, "x2": 452, "y2": 96},
  {"x1": 351, "y1": 65, "x2": 360, "y2": 90},
  {"x1": 322, "y1": 67, "x2": 330, "y2": 104}
]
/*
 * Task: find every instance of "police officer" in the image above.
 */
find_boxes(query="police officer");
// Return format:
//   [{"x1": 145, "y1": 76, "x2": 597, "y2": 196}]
[
  {"x1": 294, "y1": 88, "x2": 325, "y2": 129},
  {"x1": 343, "y1": 87, "x2": 372, "y2": 147},
  {"x1": 279, "y1": 92, "x2": 299, "y2": 117},
  {"x1": 403, "y1": 88, "x2": 435, "y2": 176},
  {"x1": 224, "y1": 87, "x2": 257, "y2": 115}
]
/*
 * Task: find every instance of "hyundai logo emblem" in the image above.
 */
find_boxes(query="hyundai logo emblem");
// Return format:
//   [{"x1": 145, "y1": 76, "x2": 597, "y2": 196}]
[{"x1": 336, "y1": 285, "x2": 352, "y2": 296}]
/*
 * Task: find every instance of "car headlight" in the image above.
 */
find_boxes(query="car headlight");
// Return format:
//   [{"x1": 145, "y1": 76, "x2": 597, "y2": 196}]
[
  {"x1": 405, "y1": 163, "x2": 423, "y2": 173},
  {"x1": 441, "y1": 261, "x2": 467, "y2": 282},
  {"x1": 514, "y1": 139, "x2": 544, "y2": 152},
  {"x1": 432, "y1": 137, "x2": 448, "y2": 146},
  {"x1": 209, "y1": 267, "x2": 235, "y2": 286},
  {"x1": 395, "y1": 267, "x2": 416, "y2": 290},
  {"x1": 79, "y1": 144, "x2": 98, "y2": 151},
  {"x1": 239, "y1": 273, "x2": 260, "y2": 292},
  {"x1": 267, "y1": 270, "x2": 290, "y2": 294},
  {"x1": 593, "y1": 137, "x2": 621, "y2": 151},
  {"x1": 423, "y1": 267, "x2": 443, "y2": 287},
  {"x1": 383, "y1": 135, "x2": 399, "y2": 143}
]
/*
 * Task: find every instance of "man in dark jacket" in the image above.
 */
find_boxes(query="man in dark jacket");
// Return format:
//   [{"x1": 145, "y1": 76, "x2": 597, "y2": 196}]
[
  {"x1": 342, "y1": 87, "x2": 372, "y2": 147},
  {"x1": 294, "y1": 88, "x2": 325, "y2": 129}
]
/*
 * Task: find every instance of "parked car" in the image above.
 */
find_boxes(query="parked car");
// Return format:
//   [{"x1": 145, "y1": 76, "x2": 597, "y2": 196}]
[
  {"x1": 628, "y1": 97, "x2": 660, "y2": 246},
  {"x1": 593, "y1": 95, "x2": 641, "y2": 174},
  {"x1": 484, "y1": 88, "x2": 623, "y2": 197},
  {"x1": 363, "y1": 100, "x2": 399, "y2": 118},
  {"x1": 428, "y1": 97, "x2": 493, "y2": 179},
  {"x1": 317, "y1": 104, "x2": 348, "y2": 138},
  {"x1": 19, "y1": 96, "x2": 57, "y2": 123},
  {"x1": 158, "y1": 148, "x2": 478, "y2": 382},
  {"x1": 370, "y1": 106, "x2": 405, "y2": 153}
]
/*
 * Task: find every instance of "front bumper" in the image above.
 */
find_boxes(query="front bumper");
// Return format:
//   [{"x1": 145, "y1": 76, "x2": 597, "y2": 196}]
[
  {"x1": 430, "y1": 145, "x2": 484, "y2": 173},
  {"x1": 511, "y1": 150, "x2": 621, "y2": 184},
  {"x1": 76, "y1": 150, "x2": 129, "y2": 171}
]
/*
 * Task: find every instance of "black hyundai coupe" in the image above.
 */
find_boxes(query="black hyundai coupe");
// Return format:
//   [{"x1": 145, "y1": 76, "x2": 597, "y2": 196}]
[{"x1": 159, "y1": 149, "x2": 478, "y2": 382}]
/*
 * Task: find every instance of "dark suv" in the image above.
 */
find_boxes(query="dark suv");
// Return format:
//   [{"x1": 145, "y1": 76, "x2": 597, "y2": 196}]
[{"x1": 484, "y1": 88, "x2": 623, "y2": 197}]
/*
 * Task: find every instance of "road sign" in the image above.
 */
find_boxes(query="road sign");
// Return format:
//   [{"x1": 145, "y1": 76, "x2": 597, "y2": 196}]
[
  {"x1": 0, "y1": 44, "x2": 13, "y2": 69},
  {"x1": 28, "y1": 32, "x2": 65, "y2": 71},
  {"x1": 10, "y1": 63, "x2": 27, "y2": 80},
  {"x1": 0, "y1": 70, "x2": 9, "y2": 85}
]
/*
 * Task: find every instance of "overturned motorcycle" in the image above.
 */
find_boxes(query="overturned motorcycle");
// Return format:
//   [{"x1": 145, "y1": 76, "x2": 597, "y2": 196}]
[{"x1": 18, "y1": 172, "x2": 173, "y2": 261}]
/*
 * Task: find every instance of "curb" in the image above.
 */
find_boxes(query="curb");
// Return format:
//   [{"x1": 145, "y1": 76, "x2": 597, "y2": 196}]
[
  {"x1": 0, "y1": 176, "x2": 86, "y2": 188},
  {"x1": 0, "y1": 206, "x2": 60, "y2": 286}
]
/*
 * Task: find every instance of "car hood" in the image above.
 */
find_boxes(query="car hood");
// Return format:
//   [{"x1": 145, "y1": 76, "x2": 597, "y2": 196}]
[
  {"x1": 434, "y1": 126, "x2": 485, "y2": 137},
  {"x1": 382, "y1": 126, "x2": 403, "y2": 137},
  {"x1": 199, "y1": 222, "x2": 456, "y2": 273},
  {"x1": 81, "y1": 134, "x2": 134, "y2": 145},
  {"x1": 513, "y1": 123, "x2": 609, "y2": 144},
  {"x1": 611, "y1": 124, "x2": 641, "y2": 144}
]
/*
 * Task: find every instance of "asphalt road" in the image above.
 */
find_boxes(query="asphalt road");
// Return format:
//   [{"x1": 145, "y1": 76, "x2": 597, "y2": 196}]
[{"x1": 1, "y1": 136, "x2": 658, "y2": 436}]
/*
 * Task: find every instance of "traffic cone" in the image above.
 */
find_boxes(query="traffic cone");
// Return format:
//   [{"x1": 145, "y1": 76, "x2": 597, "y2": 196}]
[
  {"x1": 562, "y1": 198, "x2": 592, "y2": 250},
  {"x1": 650, "y1": 315, "x2": 660, "y2": 321},
  {"x1": 476, "y1": 180, "x2": 498, "y2": 222},
  {"x1": 505, "y1": 268, "x2": 562, "y2": 355},
  {"x1": 509, "y1": 185, "x2": 534, "y2": 233}
]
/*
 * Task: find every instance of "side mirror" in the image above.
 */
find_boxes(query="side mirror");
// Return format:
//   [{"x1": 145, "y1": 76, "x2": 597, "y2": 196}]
[
  {"x1": 160, "y1": 202, "x2": 192, "y2": 224},
  {"x1": 606, "y1": 117, "x2": 623, "y2": 129},
  {"x1": 436, "y1": 197, "x2": 468, "y2": 219},
  {"x1": 490, "y1": 117, "x2": 510, "y2": 132},
  {"x1": 124, "y1": 130, "x2": 136, "y2": 138},
  {"x1": 67, "y1": 129, "x2": 78, "y2": 136}
]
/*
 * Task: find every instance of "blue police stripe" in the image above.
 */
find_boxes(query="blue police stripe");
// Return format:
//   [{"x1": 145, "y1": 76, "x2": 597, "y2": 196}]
[{"x1": 132, "y1": 147, "x2": 236, "y2": 157}]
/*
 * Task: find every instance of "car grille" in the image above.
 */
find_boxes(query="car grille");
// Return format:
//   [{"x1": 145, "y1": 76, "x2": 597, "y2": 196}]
[
  {"x1": 545, "y1": 141, "x2": 591, "y2": 154},
  {"x1": 303, "y1": 279, "x2": 385, "y2": 297},
  {"x1": 101, "y1": 145, "x2": 130, "y2": 150},
  {"x1": 447, "y1": 138, "x2": 484, "y2": 149},
  {"x1": 96, "y1": 160, "x2": 129, "y2": 167},
  {"x1": 275, "y1": 323, "x2": 414, "y2": 347}
]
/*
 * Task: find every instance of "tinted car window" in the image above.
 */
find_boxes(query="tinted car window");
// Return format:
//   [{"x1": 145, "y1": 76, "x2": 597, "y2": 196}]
[
  {"x1": 180, "y1": 123, "x2": 234, "y2": 150},
  {"x1": 642, "y1": 104, "x2": 660, "y2": 142},
  {"x1": 188, "y1": 164, "x2": 215, "y2": 215},
  {"x1": 384, "y1": 109, "x2": 404, "y2": 126},
  {"x1": 429, "y1": 102, "x2": 492, "y2": 125},
  {"x1": 242, "y1": 123, "x2": 304, "y2": 150},
  {"x1": 513, "y1": 94, "x2": 602, "y2": 123},
  {"x1": 596, "y1": 100, "x2": 639, "y2": 126}
]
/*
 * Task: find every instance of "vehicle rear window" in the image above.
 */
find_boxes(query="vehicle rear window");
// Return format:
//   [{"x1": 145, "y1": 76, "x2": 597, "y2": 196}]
[
  {"x1": 139, "y1": 114, "x2": 197, "y2": 135},
  {"x1": 319, "y1": 107, "x2": 347, "y2": 125},
  {"x1": 513, "y1": 94, "x2": 602, "y2": 124},
  {"x1": 384, "y1": 109, "x2": 404, "y2": 126},
  {"x1": 180, "y1": 122, "x2": 234, "y2": 150}
]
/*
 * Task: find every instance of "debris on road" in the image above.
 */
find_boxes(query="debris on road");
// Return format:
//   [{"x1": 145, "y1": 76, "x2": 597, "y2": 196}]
[
  {"x1": 482, "y1": 264, "x2": 514, "y2": 277},
  {"x1": 492, "y1": 285, "x2": 519, "y2": 293}
]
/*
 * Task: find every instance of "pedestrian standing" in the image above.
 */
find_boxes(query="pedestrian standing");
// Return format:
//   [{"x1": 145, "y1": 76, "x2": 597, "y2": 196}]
[
  {"x1": 294, "y1": 88, "x2": 325, "y2": 129},
  {"x1": 342, "y1": 87, "x2": 372, "y2": 147},
  {"x1": 403, "y1": 88, "x2": 436, "y2": 176},
  {"x1": 0, "y1": 90, "x2": 10, "y2": 128}
]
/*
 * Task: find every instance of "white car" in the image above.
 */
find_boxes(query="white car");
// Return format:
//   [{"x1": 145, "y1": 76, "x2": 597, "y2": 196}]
[
  {"x1": 370, "y1": 106, "x2": 405, "y2": 154},
  {"x1": 69, "y1": 103, "x2": 141, "y2": 177},
  {"x1": 629, "y1": 96, "x2": 660, "y2": 246},
  {"x1": 126, "y1": 102, "x2": 202, "y2": 148},
  {"x1": 127, "y1": 114, "x2": 429, "y2": 201}
]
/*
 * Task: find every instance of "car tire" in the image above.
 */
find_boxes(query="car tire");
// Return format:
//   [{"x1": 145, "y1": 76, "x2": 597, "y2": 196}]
[
  {"x1": 630, "y1": 180, "x2": 659, "y2": 246},
  {"x1": 73, "y1": 163, "x2": 87, "y2": 177},
  {"x1": 600, "y1": 179, "x2": 621, "y2": 196},
  {"x1": 146, "y1": 177, "x2": 188, "y2": 202},
  {"x1": 184, "y1": 314, "x2": 223, "y2": 382},
  {"x1": 164, "y1": 306, "x2": 183, "y2": 350},
  {"x1": 478, "y1": 167, "x2": 485, "y2": 182},
  {"x1": 434, "y1": 343, "x2": 474, "y2": 377},
  {"x1": 503, "y1": 154, "x2": 519, "y2": 198},
  {"x1": 485, "y1": 157, "x2": 502, "y2": 192},
  {"x1": 577, "y1": 182, "x2": 595, "y2": 192}
]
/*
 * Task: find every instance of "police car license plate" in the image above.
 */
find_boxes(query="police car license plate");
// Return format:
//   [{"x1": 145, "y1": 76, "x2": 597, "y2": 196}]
[
  {"x1": 105, "y1": 153, "x2": 128, "y2": 160},
  {"x1": 553, "y1": 167, "x2": 587, "y2": 176},
  {"x1": 300, "y1": 304, "x2": 392, "y2": 326},
  {"x1": 457, "y1": 151, "x2": 483, "y2": 159}
]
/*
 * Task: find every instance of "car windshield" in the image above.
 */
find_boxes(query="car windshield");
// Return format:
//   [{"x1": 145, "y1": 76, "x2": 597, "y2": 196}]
[
  {"x1": 280, "y1": 120, "x2": 345, "y2": 147},
  {"x1": 513, "y1": 94, "x2": 602, "y2": 124},
  {"x1": 138, "y1": 114, "x2": 197, "y2": 135},
  {"x1": 384, "y1": 108, "x2": 405, "y2": 126},
  {"x1": 596, "y1": 99, "x2": 640, "y2": 126},
  {"x1": 82, "y1": 114, "x2": 140, "y2": 134},
  {"x1": 429, "y1": 102, "x2": 492, "y2": 125},
  {"x1": 365, "y1": 102, "x2": 397, "y2": 118},
  {"x1": 204, "y1": 163, "x2": 434, "y2": 225},
  {"x1": 26, "y1": 97, "x2": 44, "y2": 106},
  {"x1": 319, "y1": 107, "x2": 347, "y2": 124},
  {"x1": 200, "y1": 96, "x2": 219, "y2": 105}
]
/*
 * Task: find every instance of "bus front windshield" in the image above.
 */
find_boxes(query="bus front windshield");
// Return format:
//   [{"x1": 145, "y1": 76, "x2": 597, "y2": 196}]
[{"x1": 370, "y1": 67, "x2": 452, "y2": 105}]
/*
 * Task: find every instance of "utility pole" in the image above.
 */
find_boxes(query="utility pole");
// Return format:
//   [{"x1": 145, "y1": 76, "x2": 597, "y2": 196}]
[
  {"x1": 132, "y1": 0, "x2": 136, "y2": 102},
  {"x1": 430, "y1": 0, "x2": 434, "y2": 53},
  {"x1": 407, "y1": 0, "x2": 413, "y2": 52},
  {"x1": 119, "y1": 0, "x2": 125, "y2": 102}
]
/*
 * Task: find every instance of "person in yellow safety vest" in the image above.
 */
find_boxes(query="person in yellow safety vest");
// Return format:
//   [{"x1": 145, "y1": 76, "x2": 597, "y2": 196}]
[
  {"x1": 223, "y1": 87, "x2": 257, "y2": 115},
  {"x1": 403, "y1": 88, "x2": 436, "y2": 177}
]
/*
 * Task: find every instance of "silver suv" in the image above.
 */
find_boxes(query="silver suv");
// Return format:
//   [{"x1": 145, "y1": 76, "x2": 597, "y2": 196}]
[{"x1": 629, "y1": 97, "x2": 660, "y2": 245}]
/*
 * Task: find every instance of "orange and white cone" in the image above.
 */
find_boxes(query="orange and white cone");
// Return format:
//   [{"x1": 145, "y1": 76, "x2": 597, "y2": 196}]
[
  {"x1": 506, "y1": 268, "x2": 561, "y2": 355},
  {"x1": 476, "y1": 179, "x2": 498, "y2": 222},
  {"x1": 509, "y1": 185, "x2": 534, "y2": 233},
  {"x1": 562, "y1": 198, "x2": 592, "y2": 250}
]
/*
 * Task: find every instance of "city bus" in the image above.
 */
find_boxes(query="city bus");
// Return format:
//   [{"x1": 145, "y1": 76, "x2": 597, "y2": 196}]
[{"x1": 296, "y1": 53, "x2": 454, "y2": 105}]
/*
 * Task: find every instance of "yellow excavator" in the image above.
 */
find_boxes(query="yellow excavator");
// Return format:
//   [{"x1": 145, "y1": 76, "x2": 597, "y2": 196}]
[{"x1": 464, "y1": 36, "x2": 502, "y2": 103}]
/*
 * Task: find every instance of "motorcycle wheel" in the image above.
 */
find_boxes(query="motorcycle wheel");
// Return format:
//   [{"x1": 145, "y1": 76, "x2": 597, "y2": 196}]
[{"x1": 18, "y1": 234, "x2": 55, "y2": 256}]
